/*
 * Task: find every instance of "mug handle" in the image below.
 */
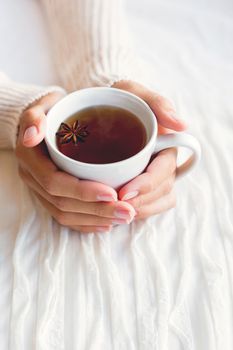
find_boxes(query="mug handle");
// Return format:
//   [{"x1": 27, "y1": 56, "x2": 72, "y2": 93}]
[{"x1": 153, "y1": 133, "x2": 201, "y2": 177}]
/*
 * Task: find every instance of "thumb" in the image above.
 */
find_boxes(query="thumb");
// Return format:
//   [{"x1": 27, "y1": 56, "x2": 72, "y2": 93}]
[
  {"x1": 20, "y1": 105, "x2": 47, "y2": 147},
  {"x1": 19, "y1": 91, "x2": 64, "y2": 148}
]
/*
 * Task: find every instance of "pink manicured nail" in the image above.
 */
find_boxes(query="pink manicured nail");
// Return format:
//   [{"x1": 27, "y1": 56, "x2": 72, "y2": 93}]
[
  {"x1": 114, "y1": 209, "x2": 135, "y2": 220},
  {"x1": 97, "y1": 194, "x2": 117, "y2": 202},
  {"x1": 112, "y1": 217, "x2": 133, "y2": 225},
  {"x1": 23, "y1": 126, "x2": 38, "y2": 142},
  {"x1": 122, "y1": 191, "x2": 139, "y2": 201}
]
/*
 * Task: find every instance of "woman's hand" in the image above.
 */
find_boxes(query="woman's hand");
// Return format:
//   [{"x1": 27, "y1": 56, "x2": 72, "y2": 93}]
[
  {"x1": 16, "y1": 80, "x2": 187, "y2": 231},
  {"x1": 112, "y1": 80, "x2": 187, "y2": 219},
  {"x1": 16, "y1": 92, "x2": 136, "y2": 233}
]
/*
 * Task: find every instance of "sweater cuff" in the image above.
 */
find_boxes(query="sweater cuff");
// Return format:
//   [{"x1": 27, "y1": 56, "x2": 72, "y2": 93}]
[
  {"x1": 60, "y1": 53, "x2": 151, "y2": 92},
  {"x1": 0, "y1": 74, "x2": 65, "y2": 149}
]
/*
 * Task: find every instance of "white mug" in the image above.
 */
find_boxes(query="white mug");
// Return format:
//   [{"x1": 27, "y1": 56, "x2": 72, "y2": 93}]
[{"x1": 45, "y1": 87, "x2": 201, "y2": 188}]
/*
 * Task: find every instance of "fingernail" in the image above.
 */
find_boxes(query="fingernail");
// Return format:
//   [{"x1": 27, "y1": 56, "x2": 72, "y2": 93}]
[
  {"x1": 122, "y1": 191, "x2": 139, "y2": 201},
  {"x1": 112, "y1": 218, "x2": 133, "y2": 225},
  {"x1": 23, "y1": 126, "x2": 38, "y2": 141},
  {"x1": 97, "y1": 194, "x2": 117, "y2": 202},
  {"x1": 96, "y1": 226, "x2": 112, "y2": 233},
  {"x1": 169, "y1": 114, "x2": 186, "y2": 123},
  {"x1": 114, "y1": 209, "x2": 135, "y2": 220}
]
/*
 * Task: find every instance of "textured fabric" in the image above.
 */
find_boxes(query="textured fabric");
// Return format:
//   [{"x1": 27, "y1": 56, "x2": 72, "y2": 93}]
[
  {"x1": 0, "y1": 0, "x2": 144, "y2": 149},
  {"x1": 0, "y1": 73, "x2": 65, "y2": 149},
  {"x1": 41, "y1": 0, "x2": 147, "y2": 91},
  {"x1": 1, "y1": 0, "x2": 233, "y2": 349}
]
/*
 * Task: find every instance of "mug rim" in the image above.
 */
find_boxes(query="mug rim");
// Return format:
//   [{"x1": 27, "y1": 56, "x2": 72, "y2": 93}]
[{"x1": 45, "y1": 87, "x2": 157, "y2": 168}]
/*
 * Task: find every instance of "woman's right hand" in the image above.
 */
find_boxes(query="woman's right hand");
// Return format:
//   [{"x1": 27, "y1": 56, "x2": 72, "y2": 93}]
[{"x1": 15, "y1": 92, "x2": 136, "y2": 233}]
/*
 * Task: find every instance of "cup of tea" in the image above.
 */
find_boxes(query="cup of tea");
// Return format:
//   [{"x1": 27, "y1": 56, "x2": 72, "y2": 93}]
[{"x1": 45, "y1": 87, "x2": 201, "y2": 188}]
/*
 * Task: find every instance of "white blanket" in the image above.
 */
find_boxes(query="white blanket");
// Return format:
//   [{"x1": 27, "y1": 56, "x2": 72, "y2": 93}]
[{"x1": 0, "y1": 0, "x2": 233, "y2": 349}]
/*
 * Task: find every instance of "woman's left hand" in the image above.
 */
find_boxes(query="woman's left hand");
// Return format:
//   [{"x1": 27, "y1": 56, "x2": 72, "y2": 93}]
[{"x1": 112, "y1": 80, "x2": 187, "y2": 219}]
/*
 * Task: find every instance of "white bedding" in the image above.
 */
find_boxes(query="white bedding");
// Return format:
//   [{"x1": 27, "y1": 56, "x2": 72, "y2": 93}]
[{"x1": 0, "y1": 0, "x2": 233, "y2": 349}]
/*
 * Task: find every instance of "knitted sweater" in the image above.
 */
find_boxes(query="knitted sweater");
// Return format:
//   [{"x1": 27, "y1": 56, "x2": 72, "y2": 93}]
[{"x1": 0, "y1": 0, "x2": 142, "y2": 149}]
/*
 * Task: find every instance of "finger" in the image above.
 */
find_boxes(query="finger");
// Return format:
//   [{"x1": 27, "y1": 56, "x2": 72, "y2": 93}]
[
  {"x1": 19, "y1": 106, "x2": 47, "y2": 147},
  {"x1": 34, "y1": 193, "x2": 132, "y2": 226},
  {"x1": 127, "y1": 175, "x2": 176, "y2": 210},
  {"x1": 18, "y1": 142, "x2": 118, "y2": 202},
  {"x1": 19, "y1": 92, "x2": 63, "y2": 148},
  {"x1": 113, "y1": 81, "x2": 187, "y2": 131},
  {"x1": 135, "y1": 190, "x2": 176, "y2": 220},
  {"x1": 157, "y1": 124, "x2": 172, "y2": 135},
  {"x1": 19, "y1": 166, "x2": 135, "y2": 219},
  {"x1": 68, "y1": 225, "x2": 112, "y2": 233},
  {"x1": 145, "y1": 93, "x2": 187, "y2": 131},
  {"x1": 119, "y1": 148, "x2": 177, "y2": 200}
]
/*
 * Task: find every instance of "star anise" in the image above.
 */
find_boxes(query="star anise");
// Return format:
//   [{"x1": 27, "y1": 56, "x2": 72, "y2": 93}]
[{"x1": 56, "y1": 120, "x2": 89, "y2": 145}]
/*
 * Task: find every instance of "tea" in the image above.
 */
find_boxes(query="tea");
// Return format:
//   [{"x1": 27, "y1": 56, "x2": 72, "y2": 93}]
[{"x1": 56, "y1": 105, "x2": 147, "y2": 164}]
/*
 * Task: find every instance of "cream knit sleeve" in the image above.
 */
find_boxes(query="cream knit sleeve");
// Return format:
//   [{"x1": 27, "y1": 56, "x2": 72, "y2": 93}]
[
  {"x1": 0, "y1": 0, "x2": 145, "y2": 149},
  {"x1": 41, "y1": 0, "x2": 145, "y2": 91},
  {"x1": 0, "y1": 72, "x2": 65, "y2": 149}
]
